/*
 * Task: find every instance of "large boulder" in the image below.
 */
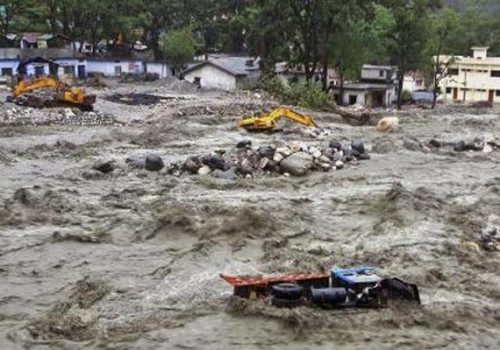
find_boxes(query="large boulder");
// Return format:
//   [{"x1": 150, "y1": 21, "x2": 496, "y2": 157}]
[
  {"x1": 351, "y1": 140, "x2": 365, "y2": 154},
  {"x1": 182, "y1": 157, "x2": 201, "y2": 174},
  {"x1": 257, "y1": 146, "x2": 275, "y2": 159},
  {"x1": 236, "y1": 140, "x2": 252, "y2": 149},
  {"x1": 126, "y1": 155, "x2": 145, "y2": 169},
  {"x1": 93, "y1": 160, "x2": 114, "y2": 174},
  {"x1": 201, "y1": 154, "x2": 227, "y2": 171},
  {"x1": 212, "y1": 167, "x2": 237, "y2": 180},
  {"x1": 329, "y1": 141, "x2": 342, "y2": 150},
  {"x1": 145, "y1": 153, "x2": 165, "y2": 171},
  {"x1": 280, "y1": 152, "x2": 314, "y2": 176}
]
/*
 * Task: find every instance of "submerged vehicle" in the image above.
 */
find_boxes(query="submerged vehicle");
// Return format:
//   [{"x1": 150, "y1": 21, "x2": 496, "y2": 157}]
[{"x1": 221, "y1": 265, "x2": 420, "y2": 309}]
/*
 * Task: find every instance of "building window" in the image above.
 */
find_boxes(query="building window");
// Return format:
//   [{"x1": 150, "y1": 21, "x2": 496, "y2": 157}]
[
  {"x1": 1, "y1": 68, "x2": 13, "y2": 76},
  {"x1": 379, "y1": 70, "x2": 384, "y2": 78},
  {"x1": 462, "y1": 69, "x2": 472, "y2": 72},
  {"x1": 491, "y1": 70, "x2": 500, "y2": 77},
  {"x1": 448, "y1": 68, "x2": 459, "y2": 75},
  {"x1": 496, "y1": 90, "x2": 500, "y2": 97},
  {"x1": 64, "y1": 66, "x2": 75, "y2": 75},
  {"x1": 416, "y1": 79, "x2": 423, "y2": 87},
  {"x1": 446, "y1": 87, "x2": 452, "y2": 94},
  {"x1": 115, "y1": 66, "x2": 122, "y2": 75},
  {"x1": 349, "y1": 95, "x2": 358, "y2": 105},
  {"x1": 34, "y1": 66, "x2": 45, "y2": 76}
]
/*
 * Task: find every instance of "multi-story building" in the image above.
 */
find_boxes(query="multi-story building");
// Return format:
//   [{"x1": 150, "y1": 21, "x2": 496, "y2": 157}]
[
  {"x1": 439, "y1": 46, "x2": 500, "y2": 103},
  {"x1": 331, "y1": 65, "x2": 397, "y2": 107}
]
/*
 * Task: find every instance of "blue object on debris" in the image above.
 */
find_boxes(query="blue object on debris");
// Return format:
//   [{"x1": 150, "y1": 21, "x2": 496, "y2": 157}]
[{"x1": 331, "y1": 265, "x2": 381, "y2": 292}]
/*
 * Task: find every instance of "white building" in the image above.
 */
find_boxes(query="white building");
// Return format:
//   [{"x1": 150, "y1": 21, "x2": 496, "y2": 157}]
[
  {"x1": 85, "y1": 59, "x2": 171, "y2": 78},
  {"x1": 0, "y1": 59, "x2": 19, "y2": 77},
  {"x1": 331, "y1": 65, "x2": 397, "y2": 107},
  {"x1": 403, "y1": 71, "x2": 426, "y2": 92},
  {"x1": 183, "y1": 56, "x2": 261, "y2": 91},
  {"x1": 144, "y1": 61, "x2": 171, "y2": 78},
  {"x1": 439, "y1": 46, "x2": 500, "y2": 103},
  {"x1": 0, "y1": 51, "x2": 171, "y2": 80}
]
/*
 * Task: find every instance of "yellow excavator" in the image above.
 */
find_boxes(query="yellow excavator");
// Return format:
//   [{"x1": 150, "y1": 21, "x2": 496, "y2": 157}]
[
  {"x1": 11, "y1": 76, "x2": 96, "y2": 111},
  {"x1": 239, "y1": 107, "x2": 319, "y2": 132}
]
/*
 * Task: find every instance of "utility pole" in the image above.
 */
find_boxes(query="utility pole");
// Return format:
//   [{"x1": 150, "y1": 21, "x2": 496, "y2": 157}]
[{"x1": 462, "y1": 70, "x2": 467, "y2": 102}]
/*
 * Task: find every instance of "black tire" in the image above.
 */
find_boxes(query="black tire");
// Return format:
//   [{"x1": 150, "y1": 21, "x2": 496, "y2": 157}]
[
  {"x1": 271, "y1": 283, "x2": 304, "y2": 300},
  {"x1": 271, "y1": 296, "x2": 303, "y2": 308},
  {"x1": 380, "y1": 278, "x2": 420, "y2": 303}
]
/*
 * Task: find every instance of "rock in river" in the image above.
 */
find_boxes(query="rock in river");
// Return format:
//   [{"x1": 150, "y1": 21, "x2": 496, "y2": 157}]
[
  {"x1": 280, "y1": 152, "x2": 313, "y2": 176},
  {"x1": 145, "y1": 153, "x2": 165, "y2": 171},
  {"x1": 212, "y1": 167, "x2": 237, "y2": 180},
  {"x1": 93, "y1": 159, "x2": 114, "y2": 174},
  {"x1": 126, "y1": 155, "x2": 145, "y2": 169}
]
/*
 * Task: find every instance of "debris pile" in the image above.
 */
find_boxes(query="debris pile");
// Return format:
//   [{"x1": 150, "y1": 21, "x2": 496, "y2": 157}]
[
  {"x1": 481, "y1": 227, "x2": 500, "y2": 252},
  {"x1": 426, "y1": 137, "x2": 500, "y2": 153},
  {"x1": 168, "y1": 139, "x2": 370, "y2": 178},
  {"x1": 164, "y1": 76, "x2": 198, "y2": 93},
  {"x1": 453, "y1": 138, "x2": 485, "y2": 152},
  {"x1": 282, "y1": 126, "x2": 331, "y2": 139},
  {"x1": 104, "y1": 93, "x2": 181, "y2": 106},
  {"x1": 174, "y1": 102, "x2": 276, "y2": 118},
  {"x1": 120, "y1": 72, "x2": 159, "y2": 83},
  {"x1": 0, "y1": 107, "x2": 119, "y2": 127}
]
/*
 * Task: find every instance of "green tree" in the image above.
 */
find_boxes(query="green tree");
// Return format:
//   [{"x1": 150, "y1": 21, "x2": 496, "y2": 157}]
[
  {"x1": 159, "y1": 26, "x2": 196, "y2": 75},
  {"x1": 427, "y1": 8, "x2": 458, "y2": 108},
  {"x1": 240, "y1": 1, "x2": 290, "y2": 76},
  {"x1": 374, "y1": 0, "x2": 439, "y2": 109},
  {"x1": 0, "y1": 0, "x2": 40, "y2": 40}
]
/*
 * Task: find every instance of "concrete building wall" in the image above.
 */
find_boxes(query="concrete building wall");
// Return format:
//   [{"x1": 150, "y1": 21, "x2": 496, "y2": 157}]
[
  {"x1": 184, "y1": 65, "x2": 237, "y2": 90},
  {"x1": 0, "y1": 48, "x2": 22, "y2": 59},
  {"x1": 87, "y1": 60, "x2": 143, "y2": 76},
  {"x1": 440, "y1": 63, "x2": 500, "y2": 103},
  {"x1": 341, "y1": 90, "x2": 366, "y2": 106},
  {"x1": 25, "y1": 63, "x2": 49, "y2": 76},
  {"x1": 144, "y1": 62, "x2": 171, "y2": 79},
  {"x1": 362, "y1": 68, "x2": 388, "y2": 80},
  {"x1": 403, "y1": 75, "x2": 425, "y2": 92},
  {"x1": 386, "y1": 87, "x2": 396, "y2": 106},
  {"x1": 54, "y1": 58, "x2": 86, "y2": 78},
  {"x1": 0, "y1": 60, "x2": 19, "y2": 76},
  {"x1": 336, "y1": 87, "x2": 395, "y2": 108}
]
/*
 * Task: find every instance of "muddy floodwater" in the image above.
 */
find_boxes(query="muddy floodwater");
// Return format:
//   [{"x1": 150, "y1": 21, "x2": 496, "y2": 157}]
[{"x1": 0, "y1": 81, "x2": 499, "y2": 350}]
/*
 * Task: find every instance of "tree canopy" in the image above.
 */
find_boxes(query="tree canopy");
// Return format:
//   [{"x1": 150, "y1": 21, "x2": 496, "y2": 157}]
[{"x1": 1, "y1": 0, "x2": 499, "y2": 107}]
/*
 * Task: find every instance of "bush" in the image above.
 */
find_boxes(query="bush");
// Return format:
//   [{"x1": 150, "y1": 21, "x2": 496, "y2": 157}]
[
  {"x1": 401, "y1": 89, "x2": 413, "y2": 104},
  {"x1": 261, "y1": 77, "x2": 333, "y2": 110}
]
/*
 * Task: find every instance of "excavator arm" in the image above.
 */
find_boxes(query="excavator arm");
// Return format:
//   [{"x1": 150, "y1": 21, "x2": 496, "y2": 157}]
[{"x1": 239, "y1": 107, "x2": 319, "y2": 132}]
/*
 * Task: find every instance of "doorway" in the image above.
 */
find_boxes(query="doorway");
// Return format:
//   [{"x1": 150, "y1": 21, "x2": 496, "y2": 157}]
[
  {"x1": 34, "y1": 65, "x2": 45, "y2": 77},
  {"x1": 488, "y1": 90, "x2": 494, "y2": 103},
  {"x1": 453, "y1": 88, "x2": 458, "y2": 100},
  {"x1": 78, "y1": 65, "x2": 86, "y2": 79},
  {"x1": 349, "y1": 95, "x2": 358, "y2": 105}
]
